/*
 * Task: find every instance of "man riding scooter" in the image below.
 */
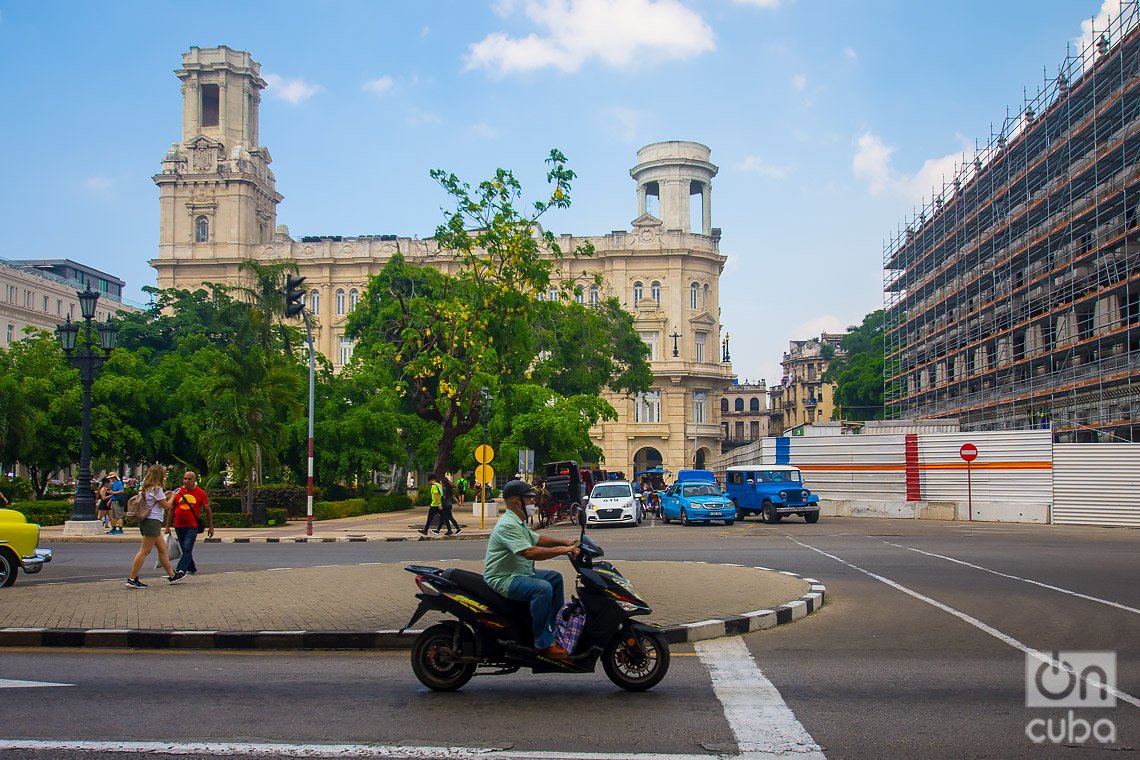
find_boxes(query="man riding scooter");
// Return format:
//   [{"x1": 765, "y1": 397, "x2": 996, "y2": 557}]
[{"x1": 484, "y1": 480, "x2": 580, "y2": 660}]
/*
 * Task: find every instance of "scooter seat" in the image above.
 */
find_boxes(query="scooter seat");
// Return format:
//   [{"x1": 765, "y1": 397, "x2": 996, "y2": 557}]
[{"x1": 443, "y1": 568, "x2": 533, "y2": 619}]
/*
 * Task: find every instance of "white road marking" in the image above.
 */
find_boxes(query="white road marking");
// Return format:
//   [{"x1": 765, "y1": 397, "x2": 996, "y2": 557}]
[
  {"x1": 0, "y1": 679, "x2": 73, "y2": 688},
  {"x1": 879, "y1": 539, "x2": 1140, "y2": 615},
  {"x1": 0, "y1": 741, "x2": 721, "y2": 759},
  {"x1": 695, "y1": 637, "x2": 826, "y2": 759},
  {"x1": 789, "y1": 537, "x2": 1140, "y2": 709}
]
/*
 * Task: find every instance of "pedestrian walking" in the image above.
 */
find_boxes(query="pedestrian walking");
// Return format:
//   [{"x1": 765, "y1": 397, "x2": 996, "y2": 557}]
[
  {"x1": 107, "y1": 473, "x2": 126, "y2": 534},
  {"x1": 419, "y1": 474, "x2": 443, "y2": 535},
  {"x1": 435, "y1": 476, "x2": 461, "y2": 535},
  {"x1": 455, "y1": 474, "x2": 468, "y2": 506},
  {"x1": 163, "y1": 470, "x2": 213, "y2": 575},
  {"x1": 125, "y1": 464, "x2": 186, "y2": 589},
  {"x1": 96, "y1": 476, "x2": 112, "y2": 529}
]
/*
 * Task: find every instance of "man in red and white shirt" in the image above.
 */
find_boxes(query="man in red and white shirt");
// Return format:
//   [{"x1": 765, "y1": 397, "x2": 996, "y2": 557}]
[{"x1": 163, "y1": 471, "x2": 213, "y2": 575}]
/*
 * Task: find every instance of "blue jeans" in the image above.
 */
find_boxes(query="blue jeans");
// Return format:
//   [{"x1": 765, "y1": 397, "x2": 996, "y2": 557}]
[
  {"x1": 506, "y1": 568, "x2": 564, "y2": 649},
  {"x1": 174, "y1": 527, "x2": 199, "y2": 573}
]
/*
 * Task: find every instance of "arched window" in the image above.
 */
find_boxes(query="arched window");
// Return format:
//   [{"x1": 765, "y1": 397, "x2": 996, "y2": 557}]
[
  {"x1": 589, "y1": 285, "x2": 599, "y2": 305},
  {"x1": 548, "y1": 287, "x2": 559, "y2": 301},
  {"x1": 575, "y1": 290, "x2": 584, "y2": 304},
  {"x1": 309, "y1": 289, "x2": 320, "y2": 314},
  {"x1": 335, "y1": 289, "x2": 346, "y2": 316},
  {"x1": 750, "y1": 397, "x2": 760, "y2": 412},
  {"x1": 633, "y1": 281, "x2": 643, "y2": 303},
  {"x1": 734, "y1": 398, "x2": 744, "y2": 412},
  {"x1": 651, "y1": 281, "x2": 661, "y2": 306},
  {"x1": 194, "y1": 216, "x2": 209, "y2": 243},
  {"x1": 720, "y1": 397, "x2": 729, "y2": 414},
  {"x1": 690, "y1": 282, "x2": 699, "y2": 310},
  {"x1": 349, "y1": 288, "x2": 359, "y2": 312}
]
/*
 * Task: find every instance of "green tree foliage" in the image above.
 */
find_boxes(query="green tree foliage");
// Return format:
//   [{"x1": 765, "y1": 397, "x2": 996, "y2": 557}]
[
  {"x1": 492, "y1": 384, "x2": 618, "y2": 466},
  {"x1": 0, "y1": 329, "x2": 80, "y2": 496},
  {"x1": 529, "y1": 299, "x2": 651, "y2": 398},
  {"x1": 348, "y1": 150, "x2": 635, "y2": 476},
  {"x1": 824, "y1": 309, "x2": 886, "y2": 420}
]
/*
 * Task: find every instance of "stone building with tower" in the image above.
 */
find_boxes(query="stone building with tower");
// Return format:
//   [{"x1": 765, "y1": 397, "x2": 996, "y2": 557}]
[{"x1": 150, "y1": 46, "x2": 735, "y2": 475}]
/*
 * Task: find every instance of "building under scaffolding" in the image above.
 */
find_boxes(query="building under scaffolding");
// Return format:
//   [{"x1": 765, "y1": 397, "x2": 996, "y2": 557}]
[{"x1": 883, "y1": 5, "x2": 1140, "y2": 442}]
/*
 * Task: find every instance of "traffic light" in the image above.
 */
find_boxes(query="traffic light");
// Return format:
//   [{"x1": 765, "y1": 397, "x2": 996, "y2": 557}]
[{"x1": 284, "y1": 274, "x2": 306, "y2": 318}]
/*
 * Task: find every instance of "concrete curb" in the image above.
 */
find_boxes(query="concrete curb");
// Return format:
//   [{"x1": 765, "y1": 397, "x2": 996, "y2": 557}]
[
  {"x1": 43, "y1": 533, "x2": 491, "y2": 544},
  {"x1": 0, "y1": 566, "x2": 824, "y2": 651}
]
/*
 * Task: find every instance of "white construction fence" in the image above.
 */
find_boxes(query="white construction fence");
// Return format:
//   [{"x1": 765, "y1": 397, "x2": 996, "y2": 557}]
[{"x1": 711, "y1": 431, "x2": 1139, "y2": 527}]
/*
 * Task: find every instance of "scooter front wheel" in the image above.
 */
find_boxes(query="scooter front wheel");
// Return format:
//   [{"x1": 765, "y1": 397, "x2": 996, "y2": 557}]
[
  {"x1": 411, "y1": 623, "x2": 476, "y2": 691},
  {"x1": 602, "y1": 628, "x2": 670, "y2": 691}
]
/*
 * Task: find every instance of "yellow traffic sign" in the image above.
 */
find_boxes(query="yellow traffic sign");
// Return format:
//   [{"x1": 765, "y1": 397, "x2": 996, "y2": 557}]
[
  {"x1": 475, "y1": 464, "x2": 495, "y2": 485},
  {"x1": 475, "y1": 444, "x2": 495, "y2": 464}
]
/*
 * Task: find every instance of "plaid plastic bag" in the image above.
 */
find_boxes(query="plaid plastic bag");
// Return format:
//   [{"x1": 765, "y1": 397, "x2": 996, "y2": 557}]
[{"x1": 555, "y1": 598, "x2": 587, "y2": 654}]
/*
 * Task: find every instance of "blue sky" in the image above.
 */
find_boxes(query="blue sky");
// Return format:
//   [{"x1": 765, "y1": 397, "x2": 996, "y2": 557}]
[{"x1": 0, "y1": 0, "x2": 1124, "y2": 385}]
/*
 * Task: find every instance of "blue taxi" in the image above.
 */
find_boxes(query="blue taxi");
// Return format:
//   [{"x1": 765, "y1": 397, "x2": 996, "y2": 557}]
[{"x1": 660, "y1": 470, "x2": 735, "y2": 526}]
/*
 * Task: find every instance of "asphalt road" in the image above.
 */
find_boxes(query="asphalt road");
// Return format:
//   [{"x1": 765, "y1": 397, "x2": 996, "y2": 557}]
[{"x1": 2, "y1": 516, "x2": 1136, "y2": 759}]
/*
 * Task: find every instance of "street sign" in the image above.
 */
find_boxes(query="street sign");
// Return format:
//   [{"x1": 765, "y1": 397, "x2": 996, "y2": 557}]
[
  {"x1": 960, "y1": 443, "x2": 978, "y2": 462},
  {"x1": 475, "y1": 444, "x2": 495, "y2": 465},
  {"x1": 475, "y1": 464, "x2": 495, "y2": 485},
  {"x1": 518, "y1": 448, "x2": 535, "y2": 475}
]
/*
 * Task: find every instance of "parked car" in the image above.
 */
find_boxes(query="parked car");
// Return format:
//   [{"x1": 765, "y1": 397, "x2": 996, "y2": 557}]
[
  {"x1": 585, "y1": 481, "x2": 642, "y2": 527},
  {"x1": 660, "y1": 469, "x2": 736, "y2": 526},
  {"x1": 724, "y1": 465, "x2": 821, "y2": 523},
  {"x1": 0, "y1": 509, "x2": 53, "y2": 587}
]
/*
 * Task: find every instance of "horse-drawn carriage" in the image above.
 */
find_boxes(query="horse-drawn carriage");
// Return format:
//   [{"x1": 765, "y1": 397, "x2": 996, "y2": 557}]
[{"x1": 536, "y1": 461, "x2": 593, "y2": 528}]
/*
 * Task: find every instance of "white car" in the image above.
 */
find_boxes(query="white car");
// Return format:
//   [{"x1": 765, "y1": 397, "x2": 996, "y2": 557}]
[{"x1": 585, "y1": 481, "x2": 642, "y2": 527}]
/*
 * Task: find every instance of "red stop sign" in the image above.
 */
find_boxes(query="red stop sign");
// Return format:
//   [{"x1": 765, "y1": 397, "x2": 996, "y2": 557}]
[{"x1": 960, "y1": 443, "x2": 978, "y2": 462}]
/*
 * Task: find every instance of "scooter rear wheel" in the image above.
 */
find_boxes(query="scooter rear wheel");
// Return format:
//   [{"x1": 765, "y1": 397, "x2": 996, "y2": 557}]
[
  {"x1": 411, "y1": 623, "x2": 476, "y2": 691},
  {"x1": 602, "y1": 629, "x2": 670, "y2": 691}
]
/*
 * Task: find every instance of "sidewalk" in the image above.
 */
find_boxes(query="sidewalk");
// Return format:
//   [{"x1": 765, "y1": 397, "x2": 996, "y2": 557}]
[
  {"x1": 40, "y1": 505, "x2": 500, "y2": 544},
  {"x1": 0, "y1": 556, "x2": 826, "y2": 650}
]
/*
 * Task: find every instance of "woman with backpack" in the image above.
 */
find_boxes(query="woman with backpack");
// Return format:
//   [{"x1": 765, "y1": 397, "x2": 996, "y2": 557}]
[{"x1": 125, "y1": 464, "x2": 186, "y2": 588}]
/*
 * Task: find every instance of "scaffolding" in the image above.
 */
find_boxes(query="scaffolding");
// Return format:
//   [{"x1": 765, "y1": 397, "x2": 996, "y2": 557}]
[{"x1": 883, "y1": 3, "x2": 1140, "y2": 442}]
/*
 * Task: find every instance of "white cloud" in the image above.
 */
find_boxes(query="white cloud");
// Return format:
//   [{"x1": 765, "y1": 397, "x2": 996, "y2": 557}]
[
  {"x1": 1076, "y1": 1, "x2": 1125, "y2": 53},
  {"x1": 852, "y1": 133, "x2": 896, "y2": 196},
  {"x1": 420, "y1": 25, "x2": 431, "y2": 37},
  {"x1": 263, "y1": 74, "x2": 321, "y2": 105},
  {"x1": 738, "y1": 155, "x2": 792, "y2": 179},
  {"x1": 791, "y1": 72, "x2": 807, "y2": 91},
  {"x1": 470, "y1": 122, "x2": 498, "y2": 139},
  {"x1": 605, "y1": 105, "x2": 639, "y2": 141},
  {"x1": 734, "y1": 0, "x2": 782, "y2": 7},
  {"x1": 362, "y1": 76, "x2": 395, "y2": 96},
  {"x1": 792, "y1": 314, "x2": 849, "y2": 339},
  {"x1": 82, "y1": 176, "x2": 113, "y2": 194},
  {"x1": 406, "y1": 108, "x2": 442, "y2": 126},
  {"x1": 465, "y1": 0, "x2": 715, "y2": 76},
  {"x1": 843, "y1": 47, "x2": 857, "y2": 62},
  {"x1": 852, "y1": 131, "x2": 966, "y2": 201}
]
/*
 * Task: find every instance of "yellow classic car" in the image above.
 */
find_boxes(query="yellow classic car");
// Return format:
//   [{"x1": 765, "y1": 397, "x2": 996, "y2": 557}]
[{"x1": 0, "y1": 508, "x2": 53, "y2": 587}]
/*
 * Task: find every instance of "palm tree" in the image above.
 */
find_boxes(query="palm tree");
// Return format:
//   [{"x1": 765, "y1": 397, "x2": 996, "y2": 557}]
[{"x1": 199, "y1": 344, "x2": 302, "y2": 516}]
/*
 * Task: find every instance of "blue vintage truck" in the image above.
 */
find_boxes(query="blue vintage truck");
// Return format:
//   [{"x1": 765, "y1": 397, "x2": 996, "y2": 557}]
[{"x1": 724, "y1": 465, "x2": 821, "y2": 524}]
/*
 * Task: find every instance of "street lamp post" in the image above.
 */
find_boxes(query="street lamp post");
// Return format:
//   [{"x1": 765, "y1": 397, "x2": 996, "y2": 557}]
[{"x1": 57, "y1": 285, "x2": 119, "y2": 535}]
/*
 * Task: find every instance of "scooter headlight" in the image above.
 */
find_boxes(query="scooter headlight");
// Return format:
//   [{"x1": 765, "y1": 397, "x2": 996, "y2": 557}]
[{"x1": 616, "y1": 601, "x2": 642, "y2": 612}]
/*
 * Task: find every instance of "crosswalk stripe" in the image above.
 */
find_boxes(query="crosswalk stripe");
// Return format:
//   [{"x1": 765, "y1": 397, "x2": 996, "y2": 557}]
[
  {"x1": 696, "y1": 637, "x2": 826, "y2": 759},
  {"x1": 0, "y1": 679, "x2": 74, "y2": 688}
]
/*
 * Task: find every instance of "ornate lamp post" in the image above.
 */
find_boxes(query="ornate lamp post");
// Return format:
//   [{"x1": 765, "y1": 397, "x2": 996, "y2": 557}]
[{"x1": 57, "y1": 285, "x2": 119, "y2": 534}]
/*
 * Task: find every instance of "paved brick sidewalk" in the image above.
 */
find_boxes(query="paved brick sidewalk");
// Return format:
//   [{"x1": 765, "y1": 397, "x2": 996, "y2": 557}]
[
  {"x1": 0, "y1": 560, "x2": 823, "y2": 648},
  {"x1": 38, "y1": 505, "x2": 499, "y2": 544}
]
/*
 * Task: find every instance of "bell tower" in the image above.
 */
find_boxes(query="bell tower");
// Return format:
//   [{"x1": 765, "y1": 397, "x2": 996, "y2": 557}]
[
  {"x1": 152, "y1": 47, "x2": 282, "y2": 286},
  {"x1": 630, "y1": 141, "x2": 717, "y2": 234}
]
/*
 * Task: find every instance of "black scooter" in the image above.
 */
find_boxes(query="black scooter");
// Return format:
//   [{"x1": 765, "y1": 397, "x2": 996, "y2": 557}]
[{"x1": 401, "y1": 529, "x2": 669, "y2": 691}]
